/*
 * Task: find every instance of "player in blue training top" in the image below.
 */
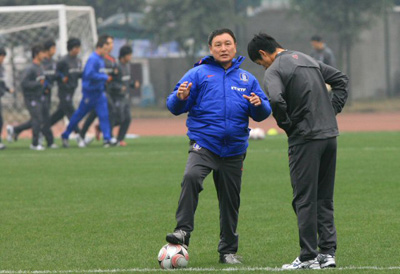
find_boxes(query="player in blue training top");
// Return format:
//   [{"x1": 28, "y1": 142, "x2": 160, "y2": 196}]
[
  {"x1": 165, "y1": 29, "x2": 272, "y2": 265},
  {"x1": 61, "y1": 34, "x2": 115, "y2": 148}
]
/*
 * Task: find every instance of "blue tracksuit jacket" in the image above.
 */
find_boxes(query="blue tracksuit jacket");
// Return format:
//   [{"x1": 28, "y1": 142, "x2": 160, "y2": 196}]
[
  {"x1": 82, "y1": 52, "x2": 109, "y2": 95},
  {"x1": 167, "y1": 56, "x2": 272, "y2": 157}
]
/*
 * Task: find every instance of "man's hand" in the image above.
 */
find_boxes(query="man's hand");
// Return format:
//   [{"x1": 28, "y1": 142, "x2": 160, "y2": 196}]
[
  {"x1": 243, "y1": 92, "x2": 261, "y2": 106},
  {"x1": 177, "y1": 81, "x2": 192, "y2": 100},
  {"x1": 9, "y1": 88, "x2": 15, "y2": 94}
]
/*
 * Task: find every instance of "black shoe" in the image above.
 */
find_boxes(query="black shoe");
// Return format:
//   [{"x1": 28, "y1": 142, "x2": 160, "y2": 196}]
[
  {"x1": 166, "y1": 229, "x2": 189, "y2": 249},
  {"x1": 219, "y1": 254, "x2": 242, "y2": 264}
]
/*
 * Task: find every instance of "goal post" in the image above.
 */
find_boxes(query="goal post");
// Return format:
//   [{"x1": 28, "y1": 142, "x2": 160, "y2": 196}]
[{"x1": 0, "y1": 5, "x2": 97, "y2": 122}]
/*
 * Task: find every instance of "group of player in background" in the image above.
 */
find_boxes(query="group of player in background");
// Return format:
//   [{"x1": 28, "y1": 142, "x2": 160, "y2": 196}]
[{"x1": 0, "y1": 34, "x2": 139, "y2": 150}]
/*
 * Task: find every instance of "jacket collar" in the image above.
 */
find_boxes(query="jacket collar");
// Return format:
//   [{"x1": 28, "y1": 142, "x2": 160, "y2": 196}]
[{"x1": 194, "y1": 55, "x2": 245, "y2": 72}]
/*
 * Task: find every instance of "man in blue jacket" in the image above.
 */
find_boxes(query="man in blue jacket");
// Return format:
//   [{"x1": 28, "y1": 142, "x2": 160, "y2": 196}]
[
  {"x1": 61, "y1": 35, "x2": 115, "y2": 148},
  {"x1": 166, "y1": 29, "x2": 271, "y2": 264}
]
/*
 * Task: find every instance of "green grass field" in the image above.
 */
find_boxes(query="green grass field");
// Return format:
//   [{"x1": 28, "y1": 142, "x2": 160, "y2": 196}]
[{"x1": 0, "y1": 132, "x2": 399, "y2": 273}]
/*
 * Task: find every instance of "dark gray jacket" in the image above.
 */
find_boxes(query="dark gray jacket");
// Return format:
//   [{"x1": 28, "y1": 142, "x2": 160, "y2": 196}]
[
  {"x1": 108, "y1": 61, "x2": 131, "y2": 97},
  {"x1": 41, "y1": 57, "x2": 57, "y2": 91},
  {"x1": 0, "y1": 64, "x2": 10, "y2": 97},
  {"x1": 310, "y1": 46, "x2": 336, "y2": 68},
  {"x1": 263, "y1": 50, "x2": 348, "y2": 146},
  {"x1": 56, "y1": 54, "x2": 82, "y2": 94},
  {"x1": 20, "y1": 63, "x2": 45, "y2": 98}
]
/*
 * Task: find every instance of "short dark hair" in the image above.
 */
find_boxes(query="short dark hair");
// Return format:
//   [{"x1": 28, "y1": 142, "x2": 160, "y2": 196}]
[
  {"x1": 67, "y1": 37, "x2": 81, "y2": 51},
  {"x1": 0, "y1": 47, "x2": 6, "y2": 56},
  {"x1": 247, "y1": 33, "x2": 283, "y2": 62},
  {"x1": 311, "y1": 35, "x2": 322, "y2": 42},
  {"x1": 208, "y1": 28, "x2": 236, "y2": 46},
  {"x1": 32, "y1": 44, "x2": 45, "y2": 59},
  {"x1": 44, "y1": 39, "x2": 56, "y2": 51},
  {"x1": 96, "y1": 34, "x2": 112, "y2": 48},
  {"x1": 119, "y1": 45, "x2": 132, "y2": 59}
]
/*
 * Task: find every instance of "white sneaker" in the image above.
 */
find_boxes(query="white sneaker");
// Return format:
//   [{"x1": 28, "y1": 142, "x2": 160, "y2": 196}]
[
  {"x1": 84, "y1": 136, "x2": 94, "y2": 145},
  {"x1": 110, "y1": 137, "x2": 117, "y2": 145},
  {"x1": 48, "y1": 143, "x2": 59, "y2": 149},
  {"x1": 6, "y1": 125, "x2": 14, "y2": 142},
  {"x1": 282, "y1": 257, "x2": 321, "y2": 270},
  {"x1": 317, "y1": 254, "x2": 336, "y2": 268},
  {"x1": 30, "y1": 144, "x2": 45, "y2": 151},
  {"x1": 0, "y1": 143, "x2": 6, "y2": 150},
  {"x1": 77, "y1": 136, "x2": 86, "y2": 148}
]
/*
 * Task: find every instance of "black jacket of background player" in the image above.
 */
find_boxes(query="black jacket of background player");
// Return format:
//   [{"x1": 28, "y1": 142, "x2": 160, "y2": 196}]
[
  {"x1": 263, "y1": 50, "x2": 348, "y2": 147},
  {"x1": 20, "y1": 63, "x2": 45, "y2": 99},
  {"x1": 41, "y1": 57, "x2": 57, "y2": 91},
  {"x1": 0, "y1": 64, "x2": 10, "y2": 97},
  {"x1": 56, "y1": 54, "x2": 82, "y2": 95},
  {"x1": 108, "y1": 61, "x2": 132, "y2": 97}
]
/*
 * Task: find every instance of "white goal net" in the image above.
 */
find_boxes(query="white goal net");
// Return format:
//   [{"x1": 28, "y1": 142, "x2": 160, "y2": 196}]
[{"x1": 0, "y1": 5, "x2": 97, "y2": 122}]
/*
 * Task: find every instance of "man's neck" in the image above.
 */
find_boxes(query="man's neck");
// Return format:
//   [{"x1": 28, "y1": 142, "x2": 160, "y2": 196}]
[
  {"x1": 95, "y1": 49, "x2": 103, "y2": 56},
  {"x1": 33, "y1": 59, "x2": 40, "y2": 65}
]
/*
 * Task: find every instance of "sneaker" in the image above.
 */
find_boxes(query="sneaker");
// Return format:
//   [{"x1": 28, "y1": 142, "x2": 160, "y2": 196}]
[
  {"x1": 6, "y1": 125, "x2": 14, "y2": 142},
  {"x1": 103, "y1": 140, "x2": 116, "y2": 148},
  {"x1": 282, "y1": 257, "x2": 321, "y2": 270},
  {"x1": 95, "y1": 125, "x2": 101, "y2": 141},
  {"x1": 219, "y1": 254, "x2": 242, "y2": 264},
  {"x1": 118, "y1": 140, "x2": 127, "y2": 147},
  {"x1": 77, "y1": 136, "x2": 86, "y2": 148},
  {"x1": 62, "y1": 138, "x2": 69, "y2": 148},
  {"x1": 166, "y1": 230, "x2": 189, "y2": 249},
  {"x1": 317, "y1": 254, "x2": 336, "y2": 268},
  {"x1": 84, "y1": 136, "x2": 94, "y2": 145},
  {"x1": 30, "y1": 144, "x2": 45, "y2": 151},
  {"x1": 0, "y1": 143, "x2": 5, "y2": 150},
  {"x1": 48, "y1": 143, "x2": 58, "y2": 149},
  {"x1": 110, "y1": 137, "x2": 117, "y2": 145}
]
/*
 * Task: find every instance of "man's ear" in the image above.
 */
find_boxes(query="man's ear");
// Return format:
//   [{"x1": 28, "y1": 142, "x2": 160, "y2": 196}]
[
  {"x1": 259, "y1": 49, "x2": 267, "y2": 58},
  {"x1": 209, "y1": 45, "x2": 212, "y2": 55}
]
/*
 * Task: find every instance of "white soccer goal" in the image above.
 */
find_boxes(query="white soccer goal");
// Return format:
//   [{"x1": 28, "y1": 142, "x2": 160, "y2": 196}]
[{"x1": 0, "y1": 5, "x2": 97, "y2": 121}]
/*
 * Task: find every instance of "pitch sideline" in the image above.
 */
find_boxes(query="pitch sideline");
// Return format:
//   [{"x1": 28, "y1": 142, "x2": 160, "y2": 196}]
[{"x1": 1, "y1": 266, "x2": 400, "y2": 273}]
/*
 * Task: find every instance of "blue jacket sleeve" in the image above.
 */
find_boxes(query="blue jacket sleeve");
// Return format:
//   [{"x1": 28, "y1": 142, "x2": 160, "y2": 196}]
[
  {"x1": 166, "y1": 69, "x2": 199, "y2": 116},
  {"x1": 84, "y1": 57, "x2": 109, "y2": 83},
  {"x1": 248, "y1": 78, "x2": 272, "y2": 122}
]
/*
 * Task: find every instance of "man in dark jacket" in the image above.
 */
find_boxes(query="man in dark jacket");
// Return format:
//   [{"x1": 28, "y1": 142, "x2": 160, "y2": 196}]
[
  {"x1": 247, "y1": 33, "x2": 348, "y2": 270},
  {"x1": 7, "y1": 40, "x2": 57, "y2": 145},
  {"x1": 310, "y1": 35, "x2": 336, "y2": 68},
  {"x1": 107, "y1": 45, "x2": 135, "y2": 146},
  {"x1": 19, "y1": 44, "x2": 55, "y2": 150},
  {"x1": 50, "y1": 37, "x2": 82, "y2": 142},
  {"x1": 166, "y1": 29, "x2": 272, "y2": 264},
  {"x1": 0, "y1": 47, "x2": 14, "y2": 149}
]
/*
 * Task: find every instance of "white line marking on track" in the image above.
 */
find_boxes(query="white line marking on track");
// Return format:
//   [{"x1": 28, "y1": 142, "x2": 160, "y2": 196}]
[{"x1": 1, "y1": 266, "x2": 400, "y2": 273}]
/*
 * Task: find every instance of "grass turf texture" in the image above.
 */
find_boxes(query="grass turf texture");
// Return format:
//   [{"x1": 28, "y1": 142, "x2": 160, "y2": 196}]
[{"x1": 0, "y1": 132, "x2": 399, "y2": 273}]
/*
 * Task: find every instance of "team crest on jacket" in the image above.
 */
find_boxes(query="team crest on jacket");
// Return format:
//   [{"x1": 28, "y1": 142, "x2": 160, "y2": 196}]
[
  {"x1": 239, "y1": 72, "x2": 249, "y2": 82},
  {"x1": 192, "y1": 143, "x2": 202, "y2": 151}
]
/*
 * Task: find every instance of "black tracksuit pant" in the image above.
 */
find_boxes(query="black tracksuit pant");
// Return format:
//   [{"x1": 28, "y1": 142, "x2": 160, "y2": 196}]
[
  {"x1": 19, "y1": 95, "x2": 53, "y2": 146},
  {"x1": 288, "y1": 137, "x2": 337, "y2": 261},
  {"x1": 111, "y1": 95, "x2": 131, "y2": 142},
  {"x1": 50, "y1": 92, "x2": 80, "y2": 134},
  {"x1": 0, "y1": 102, "x2": 3, "y2": 142},
  {"x1": 175, "y1": 141, "x2": 245, "y2": 256}
]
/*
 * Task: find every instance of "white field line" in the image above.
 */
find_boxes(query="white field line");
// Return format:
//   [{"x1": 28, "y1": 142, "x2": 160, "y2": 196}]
[{"x1": 1, "y1": 266, "x2": 400, "y2": 273}]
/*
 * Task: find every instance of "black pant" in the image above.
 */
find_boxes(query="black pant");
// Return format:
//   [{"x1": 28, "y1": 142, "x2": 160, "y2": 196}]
[
  {"x1": 80, "y1": 93, "x2": 115, "y2": 139},
  {"x1": 19, "y1": 96, "x2": 53, "y2": 146},
  {"x1": 0, "y1": 100, "x2": 3, "y2": 142},
  {"x1": 111, "y1": 95, "x2": 131, "y2": 141},
  {"x1": 50, "y1": 92, "x2": 80, "y2": 134},
  {"x1": 288, "y1": 138, "x2": 337, "y2": 261},
  {"x1": 175, "y1": 141, "x2": 245, "y2": 255}
]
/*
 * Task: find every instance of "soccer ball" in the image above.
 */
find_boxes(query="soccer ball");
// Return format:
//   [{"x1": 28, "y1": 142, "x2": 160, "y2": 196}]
[
  {"x1": 157, "y1": 243, "x2": 189, "y2": 269},
  {"x1": 249, "y1": 127, "x2": 266, "y2": 140}
]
